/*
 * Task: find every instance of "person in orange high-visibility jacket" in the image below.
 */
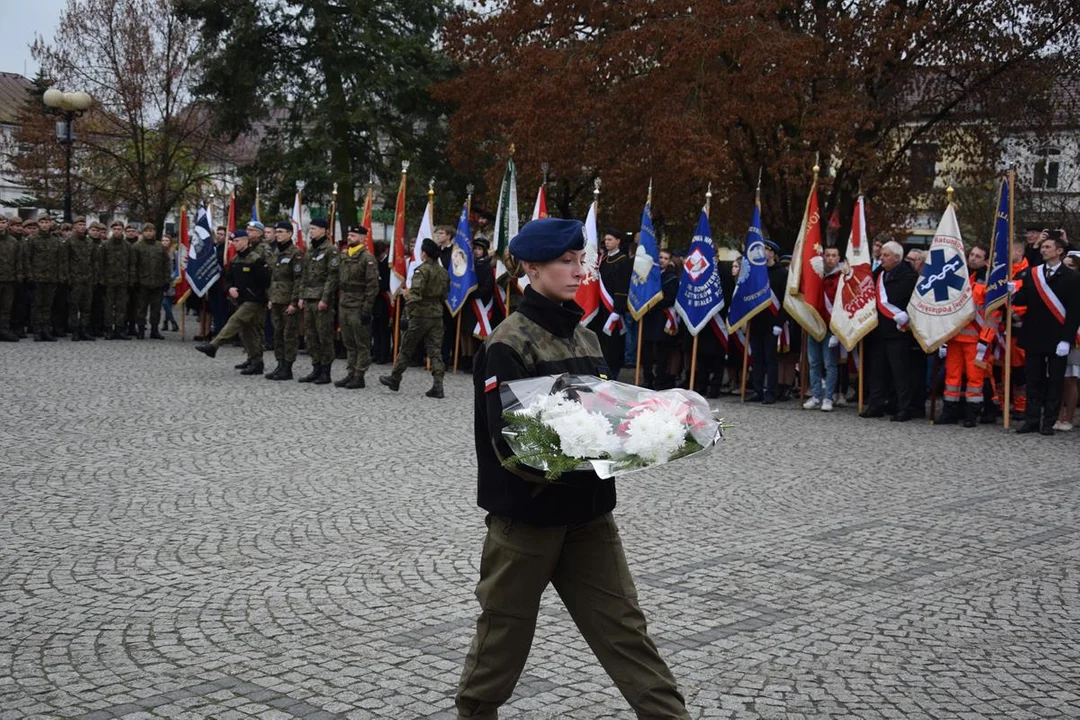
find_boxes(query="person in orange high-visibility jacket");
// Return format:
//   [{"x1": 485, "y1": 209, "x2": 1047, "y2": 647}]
[
  {"x1": 1008, "y1": 238, "x2": 1029, "y2": 416},
  {"x1": 939, "y1": 246, "x2": 997, "y2": 427}
]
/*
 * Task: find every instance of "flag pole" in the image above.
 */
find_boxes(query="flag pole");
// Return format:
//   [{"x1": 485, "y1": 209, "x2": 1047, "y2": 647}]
[
  {"x1": 1003, "y1": 169, "x2": 1015, "y2": 430},
  {"x1": 634, "y1": 178, "x2": 654, "y2": 386},
  {"x1": 740, "y1": 330, "x2": 749, "y2": 400},
  {"x1": 392, "y1": 161, "x2": 409, "y2": 365},
  {"x1": 503, "y1": 144, "x2": 515, "y2": 315}
]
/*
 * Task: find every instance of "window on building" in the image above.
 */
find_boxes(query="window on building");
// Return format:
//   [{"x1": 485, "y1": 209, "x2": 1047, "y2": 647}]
[
  {"x1": 909, "y1": 143, "x2": 939, "y2": 193},
  {"x1": 1033, "y1": 147, "x2": 1060, "y2": 190}
]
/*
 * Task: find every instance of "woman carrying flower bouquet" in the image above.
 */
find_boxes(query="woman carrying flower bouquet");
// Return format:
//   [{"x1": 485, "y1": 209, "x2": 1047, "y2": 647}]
[{"x1": 456, "y1": 218, "x2": 690, "y2": 719}]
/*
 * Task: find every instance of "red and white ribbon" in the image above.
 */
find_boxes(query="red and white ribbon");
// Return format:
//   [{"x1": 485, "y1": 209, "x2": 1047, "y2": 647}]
[{"x1": 876, "y1": 272, "x2": 907, "y2": 328}]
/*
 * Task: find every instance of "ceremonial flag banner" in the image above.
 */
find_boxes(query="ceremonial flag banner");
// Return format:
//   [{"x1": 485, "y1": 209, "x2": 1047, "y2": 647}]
[
  {"x1": 907, "y1": 203, "x2": 975, "y2": 353},
  {"x1": 493, "y1": 158, "x2": 518, "y2": 278},
  {"x1": 389, "y1": 171, "x2": 408, "y2": 295},
  {"x1": 783, "y1": 180, "x2": 828, "y2": 341},
  {"x1": 446, "y1": 203, "x2": 477, "y2": 317},
  {"x1": 174, "y1": 205, "x2": 191, "y2": 304},
  {"x1": 407, "y1": 196, "x2": 433, "y2": 289},
  {"x1": 628, "y1": 202, "x2": 663, "y2": 320},
  {"x1": 532, "y1": 184, "x2": 547, "y2": 220},
  {"x1": 291, "y1": 191, "x2": 306, "y2": 252},
  {"x1": 575, "y1": 199, "x2": 601, "y2": 326},
  {"x1": 250, "y1": 200, "x2": 259, "y2": 225},
  {"x1": 676, "y1": 209, "x2": 725, "y2": 335},
  {"x1": 184, "y1": 204, "x2": 221, "y2": 297},
  {"x1": 830, "y1": 196, "x2": 878, "y2": 349},
  {"x1": 726, "y1": 201, "x2": 771, "y2": 332},
  {"x1": 361, "y1": 185, "x2": 374, "y2": 255},
  {"x1": 224, "y1": 195, "x2": 237, "y2": 268},
  {"x1": 984, "y1": 175, "x2": 1012, "y2": 314}
]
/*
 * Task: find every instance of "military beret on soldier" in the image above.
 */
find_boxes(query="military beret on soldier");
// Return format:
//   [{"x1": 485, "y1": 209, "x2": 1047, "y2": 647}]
[
  {"x1": 347, "y1": 224, "x2": 367, "y2": 235},
  {"x1": 310, "y1": 218, "x2": 329, "y2": 229},
  {"x1": 509, "y1": 218, "x2": 586, "y2": 263},
  {"x1": 246, "y1": 220, "x2": 264, "y2": 230},
  {"x1": 74, "y1": 215, "x2": 86, "y2": 223},
  {"x1": 473, "y1": 236, "x2": 490, "y2": 250},
  {"x1": 232, "y1": 229, "x2": 248, "y2": 239},
  {"x1": 89, "y1": 221, "x2": 104, "y2": 230},
  {"x1": 421, "y1": 238, "x2": 440, "y2": 258},
  {"x1": 764, "y1": 239, "x2": 781, "y2": 254},
  {"x1": 142, "y1": 222, "x2": 155, "y2": 231},
  {"x1": 9, "y1": 217, "x2": 21, "y2": 226},
  {"x1": 274, "y1": 221, "x2": 292, "y2": 231}
]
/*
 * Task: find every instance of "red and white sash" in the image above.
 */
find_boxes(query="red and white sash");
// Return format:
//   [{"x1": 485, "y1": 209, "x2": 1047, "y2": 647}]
[
  {"x1": 598, "y1": 276, "x2": 624, "y2": 336},
  {"x1": 710, "y1": 316, "x2": 728, "y2": 351},
  {"x1": 472, "y1": 297, "x2": 493, "y2": 339},
  {"x1": 1031, "y1": 264, "x2": 1080, "y2": 345},
  {"x1": 663, "y1": 308, "x2": 679, "y2": 336},
  {"x1": 876, "y1": 272, "x2": 907, "y2": 328},
  {"x1": 769, "y1": 289, "x2": 781, "y2": 316}
]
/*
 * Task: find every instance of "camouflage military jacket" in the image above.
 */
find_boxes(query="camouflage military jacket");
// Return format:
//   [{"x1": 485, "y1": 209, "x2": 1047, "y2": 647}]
[
  {"x1": 100, "y1": 235, "x2": 134, "y2": 287},
  {"x1": 0, "y1": 231, "x2": 24, "y2": 283},
  {"x1": 27, "y1": 231, "x2": 66, "y2": 283},
  {"x1": 268, "y1": 240, "x2": 303, "y2": 306},
  {"x1": 133, "y1": 238, "x2": 171, "y2": 287},
  {"x1": 67, "y1": 233, "x2": 96, "y2": 285},
  {"x1": 337, "y1": 246, "x2": 378, "y2": 311},
  {"x1": 299, "y1": 238, "x2": 339, "y2": 303},
  {"x1": 406, "y1": 259, "x2": 450, "y2": 319}
]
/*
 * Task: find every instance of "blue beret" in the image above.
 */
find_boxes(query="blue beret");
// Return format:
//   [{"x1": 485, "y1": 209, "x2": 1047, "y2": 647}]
[
  {"x1": 274, "y1": 221, "x2": 292, "y2": 231},
  {"x1": 232, "y1": 229, "x2": 248, "y2": 240},
  {"x1": 764, "y1": 239, "x2": 781, "y2": 254},
  {"x1": 310, "y1": 218, "x2": 329, "y2": 229},
  {"x1": 246, "y1": 220, "x2": 264, "y2": 230},
  {"x1": 509, "y1": 218, "x2": 586, "y2": 262}
]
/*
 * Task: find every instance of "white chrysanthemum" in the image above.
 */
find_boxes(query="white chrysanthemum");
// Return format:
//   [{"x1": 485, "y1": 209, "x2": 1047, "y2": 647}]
[
  {"x1": 547, "y1": 409, "x2": 619, "y2": 459},
  {"x1": 623, "y1": 408, "x2": 686, "y2": 463},
  {"x1": 518, "y1": 391, "x2": 577, "y2": 418}
]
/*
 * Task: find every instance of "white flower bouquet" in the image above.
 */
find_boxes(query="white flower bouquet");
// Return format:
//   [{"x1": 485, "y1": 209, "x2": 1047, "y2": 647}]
[{"x1": 499, "y1": 374, "x2": 728, "y2": 480}]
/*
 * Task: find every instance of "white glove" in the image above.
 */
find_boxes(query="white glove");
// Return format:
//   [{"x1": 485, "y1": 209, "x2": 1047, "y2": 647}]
[
  {"x1": 894, "y1": 311, "x2": 909, "y2": 326},
  {"x1": 1057, "y1": 341, "x2": 1070, "y2": 357},
  {"x1": 828, "y1": 335, "x2": 839, "y2": 348},
  {"x1": 1008, "y1": 281, "x2": 1018, "y2": 294},
  {"x1": 772, "y1": 326, "x2": 782, "y2": 337},
  {"x1": 938, "y1": 344, "x2": 948, "y2": 359}
]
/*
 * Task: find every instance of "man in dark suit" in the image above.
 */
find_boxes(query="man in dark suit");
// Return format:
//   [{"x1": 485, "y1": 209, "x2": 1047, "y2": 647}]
[
  {"x1": 641, "y1": 248, "x2": 680, "y2": 390},
  {"x1": 371, "y1": 239, "x2": 392, "y2": 364},
  {"x1": 1012, "y1": 232, "x2": 1080, "y2": 435},
  {"x1": 861, "y1": 240, "x2": 919, "y2": 422},
  {"x1": 588, "y1": 228, "x2": 632, "y2": 378},
  {"x1": 747, "y1": 239, "x2": 788, "y2": 404}
]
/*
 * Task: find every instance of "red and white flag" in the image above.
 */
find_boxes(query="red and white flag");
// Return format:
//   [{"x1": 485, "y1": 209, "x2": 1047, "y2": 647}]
[
  {"x1": 389, "y1": 169, "x2": 408, "y2": 296},
  {"x1": 783, "y1": 178, "x2": 828, "y2": 341},
  {"x1": 407, "y1": 196, "x2": 433, "y2": 289},
  {"x1": 532, "y1": 185, "x2": 547, "y2": 220},
  {"x1": 829, "y1": 196, "x2": 878, "y2": 350},
  {"x1": 291, "y1": 190, "x2": 306, "y2": 252},
  {"x1": 224, "y1": 194, "x2": 238, "y2": 268},
  {"x1": 575, "y1": 198, "x2": 601, "y2": 325},
  {"x1": 361, "y1": 184, "x2": 374, "y2": 255}
]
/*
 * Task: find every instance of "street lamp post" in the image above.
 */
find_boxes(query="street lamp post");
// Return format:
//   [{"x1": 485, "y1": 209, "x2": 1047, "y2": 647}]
[{"x1": 42, "y1": 88, "x2": 92, "y2": 223}]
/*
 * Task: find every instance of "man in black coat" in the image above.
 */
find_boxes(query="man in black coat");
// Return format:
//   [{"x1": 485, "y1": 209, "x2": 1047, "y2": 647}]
[
  {"x1": 371, "y1": 239, "x2": 392, "y2": 364},
  {"x1": 861, "y1": 240, "x2": 919, "y2": 421},
  {"x1": 1012, "y1": 233, "x2": 1080, "y2": 435},
  {"x1": 641, "y1": 249, "x2": 680, "y2": 389},
  {"x1": 588, "y1": 228, "x2": 632, "y2": 378},
  {"x1": 747, "y1": 239, "x2": 788, "y2": 404}
]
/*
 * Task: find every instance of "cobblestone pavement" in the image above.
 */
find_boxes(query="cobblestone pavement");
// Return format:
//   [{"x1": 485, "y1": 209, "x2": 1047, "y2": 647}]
[{"x1": 1, "y1": 335, "x2": 1079, "y2": 720}]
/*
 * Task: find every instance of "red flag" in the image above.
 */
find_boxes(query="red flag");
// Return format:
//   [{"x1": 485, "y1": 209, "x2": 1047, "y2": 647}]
[
  {"x1": 782, "y1": 180, "x2": 827, "y2": 340},
  {"x1": 362, "y1": 184, "x2": 374, "y2": 255},
  {"x1": 291, "y1": 191, "x2": 306, "y2": 252},
  {"x1": 174, "y1": 204, "x2": 191, "y2": 304},
  {"x1": 224, "y1": 194, "x2": 238, "y2": 268},
  {"x1": 532, "y1": 185, "x2": 547, "y2": 220},
  {"x1": 389, "y1": 170, "x2": 408, "y2": 295}
]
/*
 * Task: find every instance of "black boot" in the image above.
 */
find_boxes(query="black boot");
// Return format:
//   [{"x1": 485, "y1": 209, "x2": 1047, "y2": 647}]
[
  {"x1": 170, "y1": 320, "x2": 179, "y2": 331},
  {"x1": 936, "y1": 402, "x2": 961, "y2": 425},
  {"x1": 240, "y1": 360, "x2": 264, "y2": 376},
  {"x1": 115, "y1": 326, "x2": 131, "y2": 340},
  {"x1": 425, "y1": 378, "x2": 444, "y2": 399},
  {"x1": 149, "y1": 328, "x2": 165, "y2": 340},
  {"x1": 34, "y1": 332, "x2": 56, "y2": 342},
  {"x1": 979, "y1": 402, "x2": 998, "y2": 425},
  {"x1": 234, "y1": 358, "x2": 251, "y2": 370},
  {"x1": 379, "y1": 374, "x2": 401, "y2": 391},
  {"x1": 345, "y1": 373, "x2": 365, "y2": 389},
  {"x1": 0, "y1": 330, "x2": 18, "y2": 342},
  {"x1": 334, "y1": 370, "x2": 354, "y2": 388},
  {"x1": 80, "y1": 329, "x2": 96, "y2": 342},
  {"x1": 277, "y1": 362, "x2": 293, "y2": 381},
  {"x1": 265, "y1": 361, "x2": 283, "y2": 380},
  {"x1": 70, "y1": 329, "x2": 81, "y2": 341},
  {"x1": 314, "y1": 363, "x2": 332, "y2": 385},
  {"x1": 298, "y1": 365, "x2": 320, "y2": 383},
  {"x1": 135, "y1": 325, "x2": 146, "y2": 340},
  {"x1": 195, "y1": 343, "x2": 218, "y2": 358},
  {"x1": 963, "y1": 403, "x2": 980, "y2": 428}
]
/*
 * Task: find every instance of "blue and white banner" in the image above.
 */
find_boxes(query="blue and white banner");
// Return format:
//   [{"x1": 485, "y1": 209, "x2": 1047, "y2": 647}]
[
  {"x1": 984, "y1": 174, "x2": 1011, "y2": 314},
  {"x1": 185, "y1": 204, "x2": 221, "y2": 298},
  {"x1": 446, "y1": 202, "x2": 477, "y2": 317},
  {"x1": 675, "y1": 209, "x2": 725, "y2": 336},
  {"x1": 726, "y1": 202, "x2": 772, "y2": 333},
  {"x1": 628, "y1": 202, "x2": 663, "y2": 320}
]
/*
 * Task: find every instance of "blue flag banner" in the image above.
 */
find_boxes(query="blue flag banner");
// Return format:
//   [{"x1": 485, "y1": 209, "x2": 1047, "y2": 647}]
[
  {"x1": 675, "y1": 209, "x2": 725, "y2": 336},
  {"x1": 251, "y1": 200, "x2": 260, "y2": 224},
  {"x1": 984, "y1": 175, "x2": 1011, "y2": 314},
  {"x1": 185, "y1": 205, "x2": 221, "y2": 298},
  {"x1": 628, "y1": 202, "x2": 663, "y2": 320},
  {"x1": 726, "y1": 202, "x2": 772, "y2": 333},
  {"x1": 446, "y1": 202, "x2": 477, "y2": 317}
]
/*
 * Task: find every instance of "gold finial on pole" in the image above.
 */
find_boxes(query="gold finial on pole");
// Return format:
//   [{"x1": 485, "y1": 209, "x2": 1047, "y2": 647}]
[
  {"x1": 542, "y1": 162, "x2": 549, "y2": 185},
  {"x1": 705, "y1": 182, "x2": 713, "y2": 217},
  {"x1": 593, "y1": 177, "x2": 601, "y2": 200},
  {"x1": 813, "y1": 151, "x2": 820, "y2": 177},
  {"x1": 509, "y1": 143, "x2": 515, "y2": 157},
  {"x1": 332, "y1": 182, "x2": 338, "y2": 197},
  {"x1": 401, "y1": 160, "x2": 410, "y2": 174},
  {"x1": 428, "y1": 178, "x2": 435, "y2": 201},
  {"x1": 647, "y1": 177, "x2": 653, "y2": 205},
  {"x1": 946, "y1": 185, "x2": 955, "y2": 205},
  {"x1": 466, "y1": 183, "x2": 475, "y2": 214},
  {"x1": 755, "y1": 166, "x2": 763, "y2": 203},
  {"x1": 368, "y1": 172, "x2": 375, "y2": 188}
]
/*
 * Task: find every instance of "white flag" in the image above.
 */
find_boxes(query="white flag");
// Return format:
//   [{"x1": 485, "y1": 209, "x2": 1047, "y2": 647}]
[
  {"x1": 907, "y1": 204, "x2": 974, "y2": 353},
  {"x1": 407, "y1": 199, "x2": 434, "y2": 289},
  {"x1": 830, "y1": 196, "x2": 878, "y2": 350}
]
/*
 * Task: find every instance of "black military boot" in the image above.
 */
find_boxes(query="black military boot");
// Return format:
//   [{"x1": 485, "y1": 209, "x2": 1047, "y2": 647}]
[
  {"x1": 0, "y1": 330, "x2": 19, "y2": 342},
  {"x1": 70, "y1": 328, "x2": 81, "y2": 341},
  {"x1": 34, "y1": 332, "x2": 56, "y2": 342},
  {"x1": 379, "y1": 374, "x2": 401, "y2": 391},
  {"x1": 115, "y1": 326, "x2": 132, "y2": 340},
  {"x1": 963, "y1": 403, "x2": 980, "y2": 429},
  {"x1": 195, "y1": 343, "x2": 218, "y2": 358},
  {"x1": 298, "y1": 364, "x2": 320, "y2": 383},
  {"x1": 936, "y1": 402, "x2": 961, "y2": 425},
  {"x1": 136, "y1": 325, "x2": 146, "y2": 340},
  {"x1": 345, "y1": 373, "x2": 365, "y2": 389},
  {"x1": 334, "y1": 371, "x2": 354, "y2": 388},
  {"x1": 425, "y1": 377, "x2": 444, "y2": 399},
  {"x1": 314, "y1": 363, "x2": 332, "y2": 385},
  {"x1": 80, "y1": 328, "x2": 96, "y2": 341},
  {"x1": 149, "y1": 327, "x2": 165, "y2": 340},
  {"x1": 240, "y1": 360, "x2": 264, "y2": 376},
  {"x1": 277, "y1": 362, "x2": 293, "y2": 381},
  {"x1": 979, "y1": 402, "x2": 998, "y2": 425},
  {"x1": 265, "y1": 361, "x2": 283, "y2": 380},
  {"x1": 234, "y1": 358, "x2": 251, "y2": 370}
]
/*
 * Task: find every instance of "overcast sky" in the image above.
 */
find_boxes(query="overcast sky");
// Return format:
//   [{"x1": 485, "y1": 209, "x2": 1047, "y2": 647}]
[{"x1": 0, "y1": 0, "x2": 67, "y2": 78}]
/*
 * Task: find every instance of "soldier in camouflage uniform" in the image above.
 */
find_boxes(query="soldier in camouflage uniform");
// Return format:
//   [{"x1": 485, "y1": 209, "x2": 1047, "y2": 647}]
[
  {"x1": 0, "y1": 216, "x2": 24, "y2": 341},
  {"x1": 66, "y1": 216, "x2": 97, "y2": 341},
  {"x1": 265, "y1": 221, "x2": 304, "y2": 381},
  {"x1": 100, "y1": 221, "x2": 134, "y2": 340},
  {"x1": 195, "y1": 230, "x2": 271, "y2": 373},
  {"x1": 246, "y1": 220, "x2": 276, "y2": 352},
  {"x1": 27, "y1": 216, "x2": 66, "y2": 342},
  {"x1": 89, "y1": 221, "x2": 107, "y2": 336},
  {"x1": 380, "y1": 238, "x2": 450, "y2": 398},
  {"x1": 124, "y1": 224, "x2": 141, "y2": 334},
  {"x1": 9, "y1": 217, "x2": 31, "y2": 337},
  {"x1": 132, "y1": 223, "x2": 171, "y2": 339},
  {"x1": 297, "y1": 218, "x2": 339, "y2": 385},
  {"x1": 334, "y1": 225, "x2": 379, "y2": 389}
]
